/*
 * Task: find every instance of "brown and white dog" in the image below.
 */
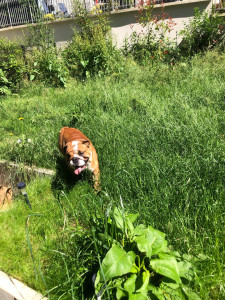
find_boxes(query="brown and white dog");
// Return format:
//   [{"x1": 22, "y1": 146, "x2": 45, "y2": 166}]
[{"x1": 59, "y1": 127, "x2": 100, "y2": 191}]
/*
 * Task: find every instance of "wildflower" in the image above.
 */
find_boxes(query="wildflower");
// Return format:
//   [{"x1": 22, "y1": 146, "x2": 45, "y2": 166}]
[
  {"x1": 43, "y1": 13, "x2": 55, "y2": 20},
  {"x1": 17, "y1": 139, "x2": 22, "y2": 144},
  {"x1": 164, "y1": 50, "x2": 169, "y2": 54},
  {"x1": 19, "y1": 117, "x2": 24, "y2": 120},
  {"x1": 27, "y1": 139, "x2": 32, "y2": 143}
]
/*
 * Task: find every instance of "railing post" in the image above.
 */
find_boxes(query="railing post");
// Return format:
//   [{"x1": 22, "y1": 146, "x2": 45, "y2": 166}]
[
  {"x1": 6, "y1": 1, "x2": 12, "y2": 27},
  {"x1": 28, "y1": 0, "x2": 34, "y2": 24}
]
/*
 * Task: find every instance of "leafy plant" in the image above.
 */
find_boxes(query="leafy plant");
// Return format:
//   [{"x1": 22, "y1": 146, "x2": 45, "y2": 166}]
[
  {"x1": 63, "y1": 1, "x2": 122, "y2": 78},
  {"x1": 180, "y1": 7, "x2": 225, "y2": 56},
  {"x1": 94, "y1": 207, "x2": 203, "y2": 299},
  {"x1": 0, "y1": 68, "x2": 11, "y2": 95},
  {"x1": 123, "y1": 2, "x2": 179, "y2": 64},
  {"x1": 26, "y1": 20, "x2": 55, "y2": 50},
  {"x1": 28, "y1": 47, "x2": 68, "y2": 87},
  {"x1": 26, "y1": 22, "x2": 68, "y2": 87},
  {"x1": 0, "y1": 38, "x2": 26, "y2": 93}
]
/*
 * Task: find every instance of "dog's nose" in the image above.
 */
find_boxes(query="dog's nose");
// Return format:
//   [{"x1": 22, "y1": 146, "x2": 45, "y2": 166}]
[{"x1": 72, "y1": 157, "x2": 78, "y2": 165}]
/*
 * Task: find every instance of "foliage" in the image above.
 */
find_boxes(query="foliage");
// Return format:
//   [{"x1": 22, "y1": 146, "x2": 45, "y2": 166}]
[
  {"x1": 0, "y1": 51, "x2": 225, "y2": 299},
  {"x1": 26, "y1": 22, "x2": 68, "y2": 87},
  {"x1": 63, "y1": 2, "x2": 123, "y2": 78},
  {"x1": 28, "y1": 47, "x2": 68, "y2": 87},
  {"x1": 0, "y1": 38, "x2": 26, "y2": 94},
  {"x1": 26, "y1": 21, "x2": 55, "y2": 50},
  {"x1": 180, "y1": 7, "x2": 225, "y2": 56},
  {"x1": 0, "y1": 68, "x2": 11, "y2": 95},
  {"x1": 94, "y1": 207, "x2": 202, "y2": 299},
  {"x1": 123, "y1": 2, "x2": 179, "y2": 64}
]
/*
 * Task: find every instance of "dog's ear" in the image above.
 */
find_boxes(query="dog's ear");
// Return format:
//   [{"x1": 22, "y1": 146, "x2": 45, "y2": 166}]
[{"x1": 81, "y1": 139, "x2": 90, "y2": 148}]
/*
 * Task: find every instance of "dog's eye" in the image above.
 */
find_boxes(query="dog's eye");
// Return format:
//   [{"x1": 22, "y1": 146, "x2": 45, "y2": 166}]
[{"x1": 78, "y1": 151, "x2": 84, "y2": 156}]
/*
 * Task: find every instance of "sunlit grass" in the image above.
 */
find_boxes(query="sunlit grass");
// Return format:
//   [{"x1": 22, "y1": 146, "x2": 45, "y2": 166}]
[{"x1": 0, "y1": 51, "x2": 224, "y2": 299}]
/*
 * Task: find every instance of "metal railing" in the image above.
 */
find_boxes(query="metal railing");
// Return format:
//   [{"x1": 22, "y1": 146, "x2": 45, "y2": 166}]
[
  {"x1": 0, "y1": 0, "x2": 182, "y2": 29},
  {"x1": 215, "y1": 0, "x2": 225, "y2": 9}
]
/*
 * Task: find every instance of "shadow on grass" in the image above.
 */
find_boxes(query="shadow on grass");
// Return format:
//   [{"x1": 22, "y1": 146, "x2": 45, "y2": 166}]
[
  {"x1": 51, "y1": 156, "x2": 79, "y2": 192},
  {"x1": 51, "y1": 156, "x2": 96, "y2": 194}
]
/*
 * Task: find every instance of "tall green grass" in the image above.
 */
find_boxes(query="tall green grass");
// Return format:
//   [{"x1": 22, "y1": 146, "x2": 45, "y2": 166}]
[{"x1": 0, "y1": 51, "x2": 224, "y2": 299}]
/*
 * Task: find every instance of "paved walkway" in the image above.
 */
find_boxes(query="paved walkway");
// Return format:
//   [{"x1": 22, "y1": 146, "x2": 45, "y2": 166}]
[{"x1": 0, "y1": 271, "x2": 47, "y2": 300}]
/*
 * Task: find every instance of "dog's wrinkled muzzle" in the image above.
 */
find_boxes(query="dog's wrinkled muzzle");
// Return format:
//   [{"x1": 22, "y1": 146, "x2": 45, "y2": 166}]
[{"x1": 70, "y1": 157, "x2": 87, "y2": 175}]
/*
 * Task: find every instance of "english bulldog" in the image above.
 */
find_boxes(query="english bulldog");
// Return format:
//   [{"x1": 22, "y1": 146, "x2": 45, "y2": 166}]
[{"x1": 59, "y1": 127, "x2": 100, "y2": 191}]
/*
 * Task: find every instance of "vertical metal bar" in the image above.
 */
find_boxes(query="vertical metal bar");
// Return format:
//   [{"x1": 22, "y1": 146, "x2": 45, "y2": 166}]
[
  {"x1": 6, "y1": 0, "x2": 12, "y2": 27},
  {"x1": 28, "y1": 0, "x2": 34, "y2": 23}
]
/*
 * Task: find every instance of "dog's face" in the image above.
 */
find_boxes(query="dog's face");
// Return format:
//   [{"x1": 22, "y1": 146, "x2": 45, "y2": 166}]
[{"x1": 64, "y1": 139, "x2": 91, "y2": 175}]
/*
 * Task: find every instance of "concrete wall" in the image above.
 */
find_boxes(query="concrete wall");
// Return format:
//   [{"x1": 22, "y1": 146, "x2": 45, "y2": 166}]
[
  {"x1": 110, "y1": 0, "x2": 213, "y2": 46},
  {"x1": 0, "y1": 0, "x2": 214, "y2": 48}
]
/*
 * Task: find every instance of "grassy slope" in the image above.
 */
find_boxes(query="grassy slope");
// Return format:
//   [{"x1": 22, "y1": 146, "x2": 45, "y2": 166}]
[{"x1": 0, "y1": 51, "x2": 224, "y2": 299}]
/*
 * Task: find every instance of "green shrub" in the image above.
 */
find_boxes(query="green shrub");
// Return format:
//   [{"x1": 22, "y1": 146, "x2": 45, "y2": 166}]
[
  {"x1": 26, "y1": 23, "x2": 68, "y2": 87},
  {"x1": 0, "y1": 38, "x2": 26, "y2": 94},
  {"x1": 0, "y1": 68, "x2": 11, "y2": 95},
  {"x1": 28, "y1": 46, "x2": 68, "y2": 87},
  {"x1": 63, "y1": 6, "x2": 122, "y2": 78},
  {"x1": 180, "y1": 8, "x2": 225, "y2": 56},
  {"x1": 123, "y1": 30, "x2": 179, "y2": 65},
  {"x1": 94, "y1": 207, "x2": 203, "y2": 299},
  {"x1": 123, "y1": 2, "x2": 179, "y2": 65}
]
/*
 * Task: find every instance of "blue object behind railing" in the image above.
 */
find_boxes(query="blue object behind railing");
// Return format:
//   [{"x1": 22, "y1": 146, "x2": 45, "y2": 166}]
[{"x1": 58, "y1": 3, "x2": 69, "y2": 17}]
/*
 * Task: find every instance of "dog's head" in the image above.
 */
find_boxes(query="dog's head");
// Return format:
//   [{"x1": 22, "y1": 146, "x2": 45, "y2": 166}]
[{"x1": 63, "y1": 139, "x2": 91, "y2": 175}]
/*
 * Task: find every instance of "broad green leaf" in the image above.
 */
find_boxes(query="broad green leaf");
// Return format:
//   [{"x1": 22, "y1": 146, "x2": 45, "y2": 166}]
[
  {"x1": 113, "y1": 208, "x2": 139, "y2": 235},
  {"x1": 115, "y1": 279, "x2": 127, "y2": 300},
  {"x1": 0, "y1": 70, "x2": 9, "y2": 83},
  {"x1": 127, "y1": 213, "x2": 139, "y2": 224},
  {"x1": 126, "y1": 213, "x2": 139, "y2": 234},
  {"x1": 94, "y1": 271, "x2": 106, "y2": 298},
  {"x1": 149, "y1": 285, "x2": 171, "y2": 300},
  {"x1": 100, "y1": 244, "x2": 136, "y2": 281},
  {"x1": 81, "y1": 60, "x2": 89, "y2": 67},
  {"x1": 160, "y1": 282, "x2": 186, "y2": 300},
  {"x1": 30, "y1": 74, "x2": 35, "y2": 81},
  {"x1": 178, "y1": 261, "x2": 194, "y2": 281},
  {"x1": 116, "y1": 288, "x2": 127, "y2": 300},
  {"x1": 113, "y1": 207, "x2": 124, "y2": 230},
  {"x1": 134, "y1": 225, "x2": 168, "y2": 255},
  {"x1": 169, "y1": 250, "x2": 181, "y2": 258},
  {"x1": 130, "y1": 263, "x2": 139, "y2": 273},
  {"x1": 150, "y1": 255, "x2": 181, "y2": 284},
  {"x1": 182, "y1": 285, "x2": 201, "y2": 300},
  {"x1": 124, "y1": 274, "x2": 137, "y2": 294},
  {"x1": 134, "y1": 236, "x2": 152, "y2": 258},
  {"x1": 129, "y1": 293, "x2": 148, "y2": 300},
  {"x1": 136, "y1": 270, "x2": 150, "y2": 294},
  {"x1": 94, "y1": 271, "x2": 100, "y2": 289}
]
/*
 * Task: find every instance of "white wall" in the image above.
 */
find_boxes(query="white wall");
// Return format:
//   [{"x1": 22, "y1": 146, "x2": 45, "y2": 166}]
[{"x1": 0, "y1": 0, "x2": 214, "y2": 48}]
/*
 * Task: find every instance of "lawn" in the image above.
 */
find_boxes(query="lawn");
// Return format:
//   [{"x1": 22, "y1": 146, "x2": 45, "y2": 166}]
[{"x1": 0, "y1": 51, "x2": 224, "y2": 299}]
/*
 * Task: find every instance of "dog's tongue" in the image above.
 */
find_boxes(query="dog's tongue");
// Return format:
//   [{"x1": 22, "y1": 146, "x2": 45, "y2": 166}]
[{"x1": 74, "y1": 165, "x2": 86, "y2": 175}]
